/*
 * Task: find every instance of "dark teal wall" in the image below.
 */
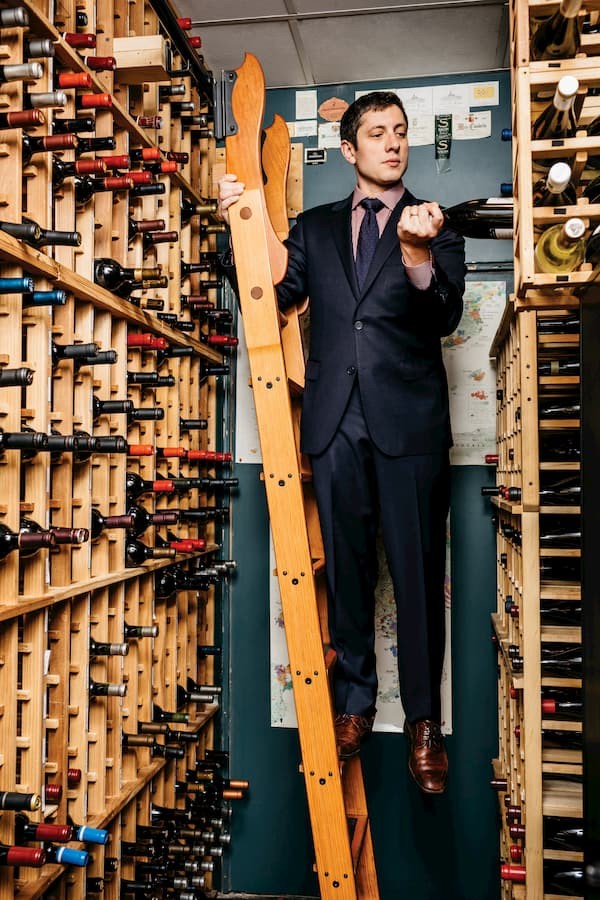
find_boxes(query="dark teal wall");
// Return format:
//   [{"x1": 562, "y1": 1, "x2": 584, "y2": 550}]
[{"x1": 222, "y1": 70, "x2": 511, "y2": 899}]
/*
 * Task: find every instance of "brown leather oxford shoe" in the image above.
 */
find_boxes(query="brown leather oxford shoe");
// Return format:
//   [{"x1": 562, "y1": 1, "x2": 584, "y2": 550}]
[
  {"x1": 335, "y1": 712, "x2": 375, "y2": 760},
  {"x1": 404, "y1": 719, "x2": 448, "y2": 795}
]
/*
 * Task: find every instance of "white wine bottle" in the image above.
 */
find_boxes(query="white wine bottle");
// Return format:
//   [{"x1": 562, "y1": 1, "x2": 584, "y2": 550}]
[
  {"x1": 442, "y1": 197, "x2": 513, "y2": 239},
  {"x1": 530, "y1": 0, "x2": 583, "y2": 60},
  {"x1": 533, "y1": 162, "x2": 576, "y2": 207},
  {"x1": 532, "y1": 76, "x2": 579, "y2": 170},
  {"x1": 534, "y1": 217, "x2": 586, "y2": 273}
]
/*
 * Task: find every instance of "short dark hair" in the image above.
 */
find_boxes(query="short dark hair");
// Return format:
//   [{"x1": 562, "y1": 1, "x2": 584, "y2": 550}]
[{"x1": 340, "y1": 91, "x2": 407, "y2": 146}]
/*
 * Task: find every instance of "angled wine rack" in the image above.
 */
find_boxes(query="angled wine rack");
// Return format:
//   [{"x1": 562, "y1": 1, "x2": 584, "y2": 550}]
[{"x1": 0, "y1": 0, "x2": 237, "y2": 897}]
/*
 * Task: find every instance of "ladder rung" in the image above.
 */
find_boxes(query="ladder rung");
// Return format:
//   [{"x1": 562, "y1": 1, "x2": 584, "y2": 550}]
[{"x1": 348, "y1": 814, "x2": 369, "y2": 873}]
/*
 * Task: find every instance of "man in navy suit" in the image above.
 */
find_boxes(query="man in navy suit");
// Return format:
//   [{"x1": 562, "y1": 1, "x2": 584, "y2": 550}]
[{"x1": 219, "y1": 91, "x2": 465, "y2": 794}]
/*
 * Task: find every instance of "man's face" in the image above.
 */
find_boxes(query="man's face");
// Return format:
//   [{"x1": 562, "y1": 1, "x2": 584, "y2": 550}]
[{"x1": 341, "y1": 105, "x2": 409, "y2": 194}]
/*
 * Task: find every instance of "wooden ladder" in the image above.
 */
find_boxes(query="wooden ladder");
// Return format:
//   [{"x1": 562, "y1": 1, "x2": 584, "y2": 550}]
[{"x1": 223, "y1": 53, "x2": 380, "y2": 899}]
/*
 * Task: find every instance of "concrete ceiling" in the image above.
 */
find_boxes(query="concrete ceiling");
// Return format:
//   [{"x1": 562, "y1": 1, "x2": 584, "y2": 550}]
[{"x1": 176, "y1": 0, "x2": 510, "y2": 88}]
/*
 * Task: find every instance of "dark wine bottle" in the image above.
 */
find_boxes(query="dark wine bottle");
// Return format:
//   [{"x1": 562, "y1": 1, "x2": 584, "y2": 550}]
[
  {"x1": 15, "y1": 814, "x2": 72, "y2": 843},
  {"x1": 75, "y1": 175, "x2": 133, "y2": 207},
  {"x1": 125, "y1": 473, "x2": 175, "y2": 500},
  {"x1": 90, "y1": 637, "x2": 129, "y2": 657},
  {"x1": 538, "y1": 358, "x2": 579, "y2": 375},
  {"x1": 532, "y1": 76, "x2": 579, "y2": 170},
  {"x1": 124, "y1": 622, "x2": 159, "y2": 639},
  {"x1": 51, "y1": 340, "x2": 99, "y2": 369},
  {"x1": 0, "y1": 791, "x2": 41, "y2": 811},
  {"x1": 530, "y1": 0, "x2": 582, "y2": 60},
  {"x1": 441, "y1": 198, "x2": 513, "y2": 240},
  {"x1": 76, "y1": 136, "x2": 116, "y2": 155},
  {"x1": 125, "y1": 539, "x2": 176, "y2": 565},
  {"x1": 67, "y1": 820, "x2": 109, "y2": 844},
  {"x1": 128, "y1": 218, "x2": 166, "y2": 240},
  {"x1": 541, "y1": 599, "x2": 582, "y2": 625},
  {"x1": 0, "y1": 520, "x2": 55, "y2": 560},
  {"x1": 53, "y1": 116, "x2": 95, "y2": 134},
  {"x1": 53, "y1": 155, "x2": 106, "y2": 188},
  {"x1": 538, "y1": 399, "x2": 580, "y2": 419},
  {"x1": 89, "y1": 678, "x2": 127, "y2": 698},
  {"x1": 180, "y1": 196, "x2": 218, "y2": 226},
  {"x1": 123, "y1": 504, "x2": 177, "y2": 537},
  {"x1": 127, "y1": 371, "x2": 176, "y2": 387},
  {"x1": 0, "y1": 367, "x2": 34, "y2": 387},
  {"x1": 538, "y1": 474, "x2": 581, "y2": 505},
  {"x1": 153, "y1": 704, "x2": 189, "y2": 724},
  {"x1": 22, "y1": 132, "x2": 77, "y2": 165},
  {"x1": 91, "y1": 509, "x2": 135, "y2": 540},
  {"x1": 0, "y1": 109, "x2": 46, "y2": 131},
  {"x1": 94, "y1": 258, "x2": 161, "y2": 293},
  {"x1": 23, "y1": 289, "x2": 67, "y2": 308}
]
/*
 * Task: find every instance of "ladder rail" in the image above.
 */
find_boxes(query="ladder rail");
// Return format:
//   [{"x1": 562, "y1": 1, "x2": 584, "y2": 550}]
[{"x1": 225, "y1": 53, "x2": 379, "y2": 899}]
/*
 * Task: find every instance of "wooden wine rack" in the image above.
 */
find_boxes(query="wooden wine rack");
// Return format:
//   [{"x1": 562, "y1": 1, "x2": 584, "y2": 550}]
[
  {"x1": 0, "y1": 0, "x2": 235, "y2": 896},
  {"x1": 491, "y1": 1, "x2": 600, "y2": 895}
]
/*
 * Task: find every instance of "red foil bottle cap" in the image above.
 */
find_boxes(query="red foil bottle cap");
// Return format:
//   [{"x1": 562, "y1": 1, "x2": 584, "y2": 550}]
[
  {"x1": 35, "y1": 823, "x2": 73, "y2": 841},
  {"x1": 158, "y1": 448, "x2": 187, "y2": 458},
  {"x1": 99, "y1": 155, "x2": 130, "y2": 169},
  {"x1": 79, "y1": 93, "x2": 112, "y2": 109},
  {"x1": 104, "y1": 176, "x2": 134, "y2": 190},
  {"x1": 75, "y1": 159, "x2": 107, "y2": 175},
  {"x1": 57, "y1": 72, "x2": 93, "y2": 89},
  {"x1": 177, "y1": 17, "x2": 192, "y2": 29},
  {"x1": 62, "y1": 33, "x2": 97, "y2": 49},
  {"x1": 188, "y1": 36, "x2": 202, "y2": 48},
  {"x1": 153, "y1": 480, "x2": 175, "y2": 492},
  {"x1": 84, "y1": 56, "x2": 117, "y2": 71},
  {"x1": 127, "y1": 444, "x2": 154, "y2": 456},
  {"x1": 6, "y1": 109, "x2": 46, "y2": 128},
  {"x1": 44, "y1": 783, "x2": 63, "y2": 802},
  {"x1": 542, "y1": 699, "x2": 556, "y2": 714},
  {"x1": 135, "y1": 147, "x2": 162, "y2": 161},
  {"x1": 7, "y1": 846, "x2": 47, "y2": 867},
  {"x1": 127, "y1": 170, "x2": 154, "y2": 185},
  {"x1": 43, "y1": 134, "x2": 79, "y2": 151},
  {"x1": 67, "y1": 767, "x2": 82, "y2": 786}
]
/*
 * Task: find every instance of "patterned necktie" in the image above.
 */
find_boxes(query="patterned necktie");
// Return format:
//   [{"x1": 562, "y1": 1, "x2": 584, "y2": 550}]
[{"x1": 355, "y1": 197, "x2": 384, "y2": 290}]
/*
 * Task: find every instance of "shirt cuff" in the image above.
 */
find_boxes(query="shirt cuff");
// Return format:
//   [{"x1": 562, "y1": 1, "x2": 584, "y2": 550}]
[{"x1": 403, "y1": 256, "x2": 434, "y2": 291}]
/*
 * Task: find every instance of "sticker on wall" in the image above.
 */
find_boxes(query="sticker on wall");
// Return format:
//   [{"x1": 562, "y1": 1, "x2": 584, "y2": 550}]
[
  {"x1": 406, "y1": 113, "x2": 435, "y2": 146},
  {"x1": 318, "y1": 96, "x2": 348, "y2": 121},
  {"x1": 435, "y1": 113, "x2": 452, "y2": 174},
  {"x1": 295, "y1": 89, "x2": 317, "y2": 119},
  {"x1": 317, "y1": 121, "x2": 340, "y2": 148},
  {"x1": 453, "y1": 110, "x2": 492, "y2": 140},
  {"x1": 469, "y1": 81, "x2": 499, "y2": 107}
]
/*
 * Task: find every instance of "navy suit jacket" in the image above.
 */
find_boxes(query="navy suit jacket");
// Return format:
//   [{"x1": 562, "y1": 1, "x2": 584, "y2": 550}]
[{"x1": 275, "y1": 188, "x2": 466, "y2": 457}]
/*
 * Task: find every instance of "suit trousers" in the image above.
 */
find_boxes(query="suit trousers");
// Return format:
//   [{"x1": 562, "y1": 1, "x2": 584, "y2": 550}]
[{"x1": 310, "y1": 383, "x2": 450, "y2": 724}]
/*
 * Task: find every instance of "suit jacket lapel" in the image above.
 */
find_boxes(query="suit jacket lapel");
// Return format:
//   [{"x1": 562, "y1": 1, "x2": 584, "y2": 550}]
[
  {"x1": 330, "y1": 195, "x2": 360, "y2": 299},
  {"x1": 358, "y1": 189, "x2": 415, "y2": 299}
]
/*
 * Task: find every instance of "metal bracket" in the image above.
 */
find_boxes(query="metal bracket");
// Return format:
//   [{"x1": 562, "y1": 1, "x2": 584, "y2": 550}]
[{"x1": 213, "y1": 68, "x2": 239, "y2": 141}]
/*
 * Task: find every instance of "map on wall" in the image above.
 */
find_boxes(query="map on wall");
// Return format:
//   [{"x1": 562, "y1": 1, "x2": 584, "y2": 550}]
[
  {"x1": 234, "y1": 278, "x2": 506, "y2": 731},
  {"x1": 444, "y1": 280, "x2": 506, "y2": 465}
]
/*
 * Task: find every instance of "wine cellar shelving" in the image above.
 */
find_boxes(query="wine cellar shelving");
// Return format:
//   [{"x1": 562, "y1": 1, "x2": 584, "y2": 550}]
[
  {"x1": 0, "y1": 0, "x2": 239, "y2": 897},
  {"x1": 491, "y1": 0, "x2": 600, "y2": 896}
]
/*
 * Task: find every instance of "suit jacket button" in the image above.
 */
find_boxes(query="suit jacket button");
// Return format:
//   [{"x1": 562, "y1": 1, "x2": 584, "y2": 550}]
[
  {"x1": 346, "y1": 366, "x2": 356, "y2": 376},
  {"x1": 354, "y1": 320, "x2": 364, "y2": 331}
]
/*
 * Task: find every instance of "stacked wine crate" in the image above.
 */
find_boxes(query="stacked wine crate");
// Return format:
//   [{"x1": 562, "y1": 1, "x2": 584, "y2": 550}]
[
  {"x1": 489, "y1": 1, "x2": 600, "y2": 897},
  {"x1": 0, "y1": 0, "x2": 238, "y2": 897}
]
